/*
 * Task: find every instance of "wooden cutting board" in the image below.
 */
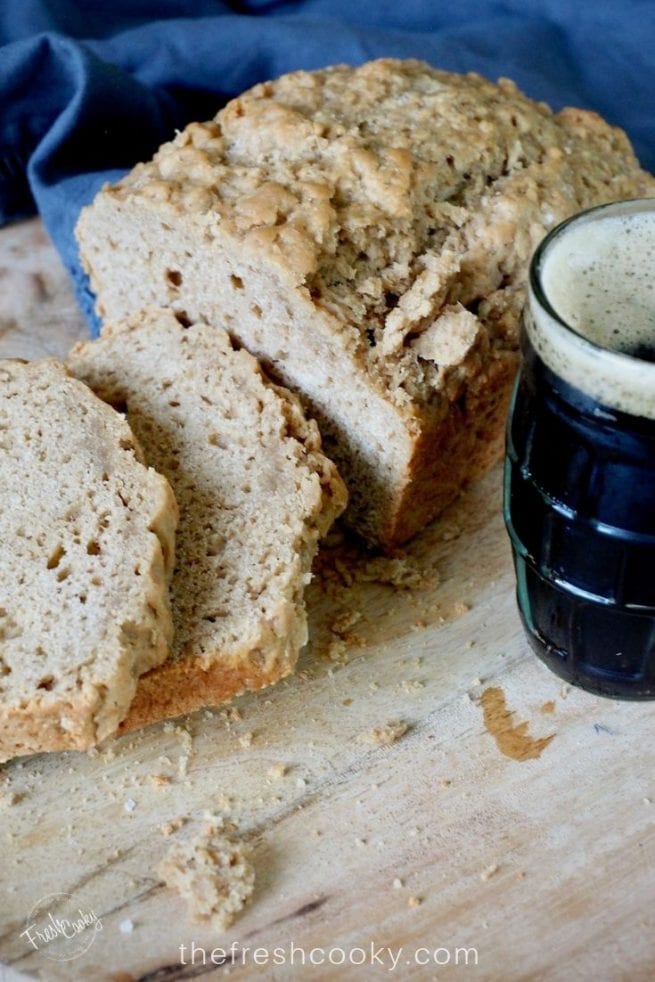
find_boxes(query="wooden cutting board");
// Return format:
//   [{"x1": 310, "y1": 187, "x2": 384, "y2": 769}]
[{"x1": 1, "y1": 220, "x2": 654, "y2": 982}]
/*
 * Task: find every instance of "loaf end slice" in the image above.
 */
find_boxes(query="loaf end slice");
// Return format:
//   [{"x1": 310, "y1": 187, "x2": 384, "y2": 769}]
[
  {"x1": 0, "y1": 359, "x2": 177, "y2": 761},
  {"x1": 69, "y1": 307, "x2": 347, "y2": 730}
]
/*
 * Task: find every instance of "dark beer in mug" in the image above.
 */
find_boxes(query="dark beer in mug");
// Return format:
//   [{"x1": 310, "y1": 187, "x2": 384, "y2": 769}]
[{"x1": 504, "y1": 199, "x2": 655, "y2": 698}]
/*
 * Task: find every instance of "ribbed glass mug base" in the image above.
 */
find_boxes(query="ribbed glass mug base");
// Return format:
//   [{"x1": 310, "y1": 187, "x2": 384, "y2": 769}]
[{"x1": 513, "y1": 554, "x2": 655, "y2": 700}]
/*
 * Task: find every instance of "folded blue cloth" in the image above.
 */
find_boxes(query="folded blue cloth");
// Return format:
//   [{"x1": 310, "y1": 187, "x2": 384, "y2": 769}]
[{"x1": 1, "y1": 0, "x2": 654, "y2": 333}]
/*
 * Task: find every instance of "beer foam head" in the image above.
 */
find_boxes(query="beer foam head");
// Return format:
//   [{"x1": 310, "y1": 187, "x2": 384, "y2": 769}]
[{"x1": 526, "y1": 199, "x2": 655, "y2": 420}]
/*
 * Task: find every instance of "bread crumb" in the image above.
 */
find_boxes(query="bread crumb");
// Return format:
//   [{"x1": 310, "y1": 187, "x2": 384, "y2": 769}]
[
  {"x1": 295, "y1": 777, "x2": 307, "y2": 789},
  {"x1": 148, "y1": 774, "x2": 173, "y2": 787},
  {"x1": 158, "y1": 827, "x2": 254, "y2": 930},
  {"x1": 439, "y1": 779, "x2": 452, "y2": 789},
  {"x1": 331, "y1": 609, "x2": 362, "y2": 634},
  {"x1": 392, "y1": 878, "x2": 404, "y2": 889},
  {"x1": 480, "y1": 864, "x2": 499, "y2": 881},
  {"x1": 408, "y1": 896, "x2": 422, "y2": 908},
  {"x1": 161, "y1": 818, "x2": 186, "y2": 837},
  {"x1": 401, "y1": 679, "x2": 424, "y2": 693},
  {"x1": 267, "y1": 763, "x2": 288, "y2": 780},
  {"x1": 359, "y1": 721, "x2": 409, "y2": 746},
  {"x1": 359, "y1": 556, "x2": 431, "y2": 590},
  {"x1": 326, "y1": 637, "x2": 348, "y2": 663},
  {"x1": 238, "y1": 731, "x2": 254, "y2": 749}
]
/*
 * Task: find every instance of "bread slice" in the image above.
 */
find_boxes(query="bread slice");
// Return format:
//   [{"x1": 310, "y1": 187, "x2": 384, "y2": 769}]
[
  {"x1": 76, "y1": 58, "x2": 655, "y2": 546},
  {"x1": 68, "y1": 307, "x2": 347, "y2": 731},
  {"x1": 0, "y1": 359, "x2": 177, "y2": 761}
]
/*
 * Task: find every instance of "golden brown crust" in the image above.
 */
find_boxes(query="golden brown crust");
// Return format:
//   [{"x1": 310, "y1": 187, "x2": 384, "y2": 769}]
[
  {"x1": 119, "y1": 646, "x2": 292, "y2": 734},
  {"x1": 382, "y1": 353, "x2": 517, "y2": 547}
]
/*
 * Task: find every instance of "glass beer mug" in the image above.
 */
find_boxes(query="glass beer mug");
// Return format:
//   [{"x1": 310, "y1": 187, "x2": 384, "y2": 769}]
[{"x1": 504, "y1": 198, "x2": 655, "y2": 699}]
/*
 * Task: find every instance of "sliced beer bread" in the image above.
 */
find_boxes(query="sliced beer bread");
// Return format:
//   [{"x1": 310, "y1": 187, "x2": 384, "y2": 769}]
[
  {"x1": 69, "y1": 307, "x2": 347, "y2": 731},
  {"x1": 0, "y1": 359, "x2": 177, "y2": 761}
]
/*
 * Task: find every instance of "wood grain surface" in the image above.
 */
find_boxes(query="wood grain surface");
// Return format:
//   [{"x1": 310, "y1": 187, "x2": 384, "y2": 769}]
[{"x1": 0, "y1": 220, "x2": 654, "y2": 982}]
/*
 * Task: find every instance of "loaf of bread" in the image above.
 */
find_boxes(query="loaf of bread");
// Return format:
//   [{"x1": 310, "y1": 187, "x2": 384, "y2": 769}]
[
  {"x1": 0, "y1": 359, "x2": 177, "y2": 761},
  {"x1": 76, "y1": 59, "x2": 655, "y2": 546},
  {"x1": 69, "y1": 307, "x2": 346, "y2": 731}
]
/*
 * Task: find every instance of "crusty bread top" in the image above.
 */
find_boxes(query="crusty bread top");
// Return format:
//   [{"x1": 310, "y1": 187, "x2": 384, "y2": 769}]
[
  {"x1": 0, "y1": 359, "x2": 177, "y2": 760},
  {"x1": 69, "y1": 308, "x2": 347, "y2": 675},
  {"x1": 95, "y1": 59, "x2": 655, "y2": 404}
]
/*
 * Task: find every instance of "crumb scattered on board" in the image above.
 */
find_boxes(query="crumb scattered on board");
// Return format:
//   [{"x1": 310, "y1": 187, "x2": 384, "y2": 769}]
[
  {"x1": 358, "y1": 557, "x2": 432, "y2": 590},
  {"x1": 359, "y1": 721, "x2": 409, "y2": 746},
  {"x1": 314, "y1": 534, "x2": 437, "y2": 596},
  {"x1": 331, "y1": 609, "x2": 362, "y2": 634},
  {"x1": 148, "y1": 773, "x2": 172, "y2": 787},
  {"x1": 325, "y1": 608, "x2": 367, "y2": 663},
  {"x1": 158, "y1": 824, "x2": 254, "y2": 930},
  {"x1": 160, "y1": 817, "x2": 186, "y2": 837}
]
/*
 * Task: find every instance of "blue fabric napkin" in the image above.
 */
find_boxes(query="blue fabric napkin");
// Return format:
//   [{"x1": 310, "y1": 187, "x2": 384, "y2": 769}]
[{"x1": 1, "y1": 0, "x2": 654, "y2": 334}]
